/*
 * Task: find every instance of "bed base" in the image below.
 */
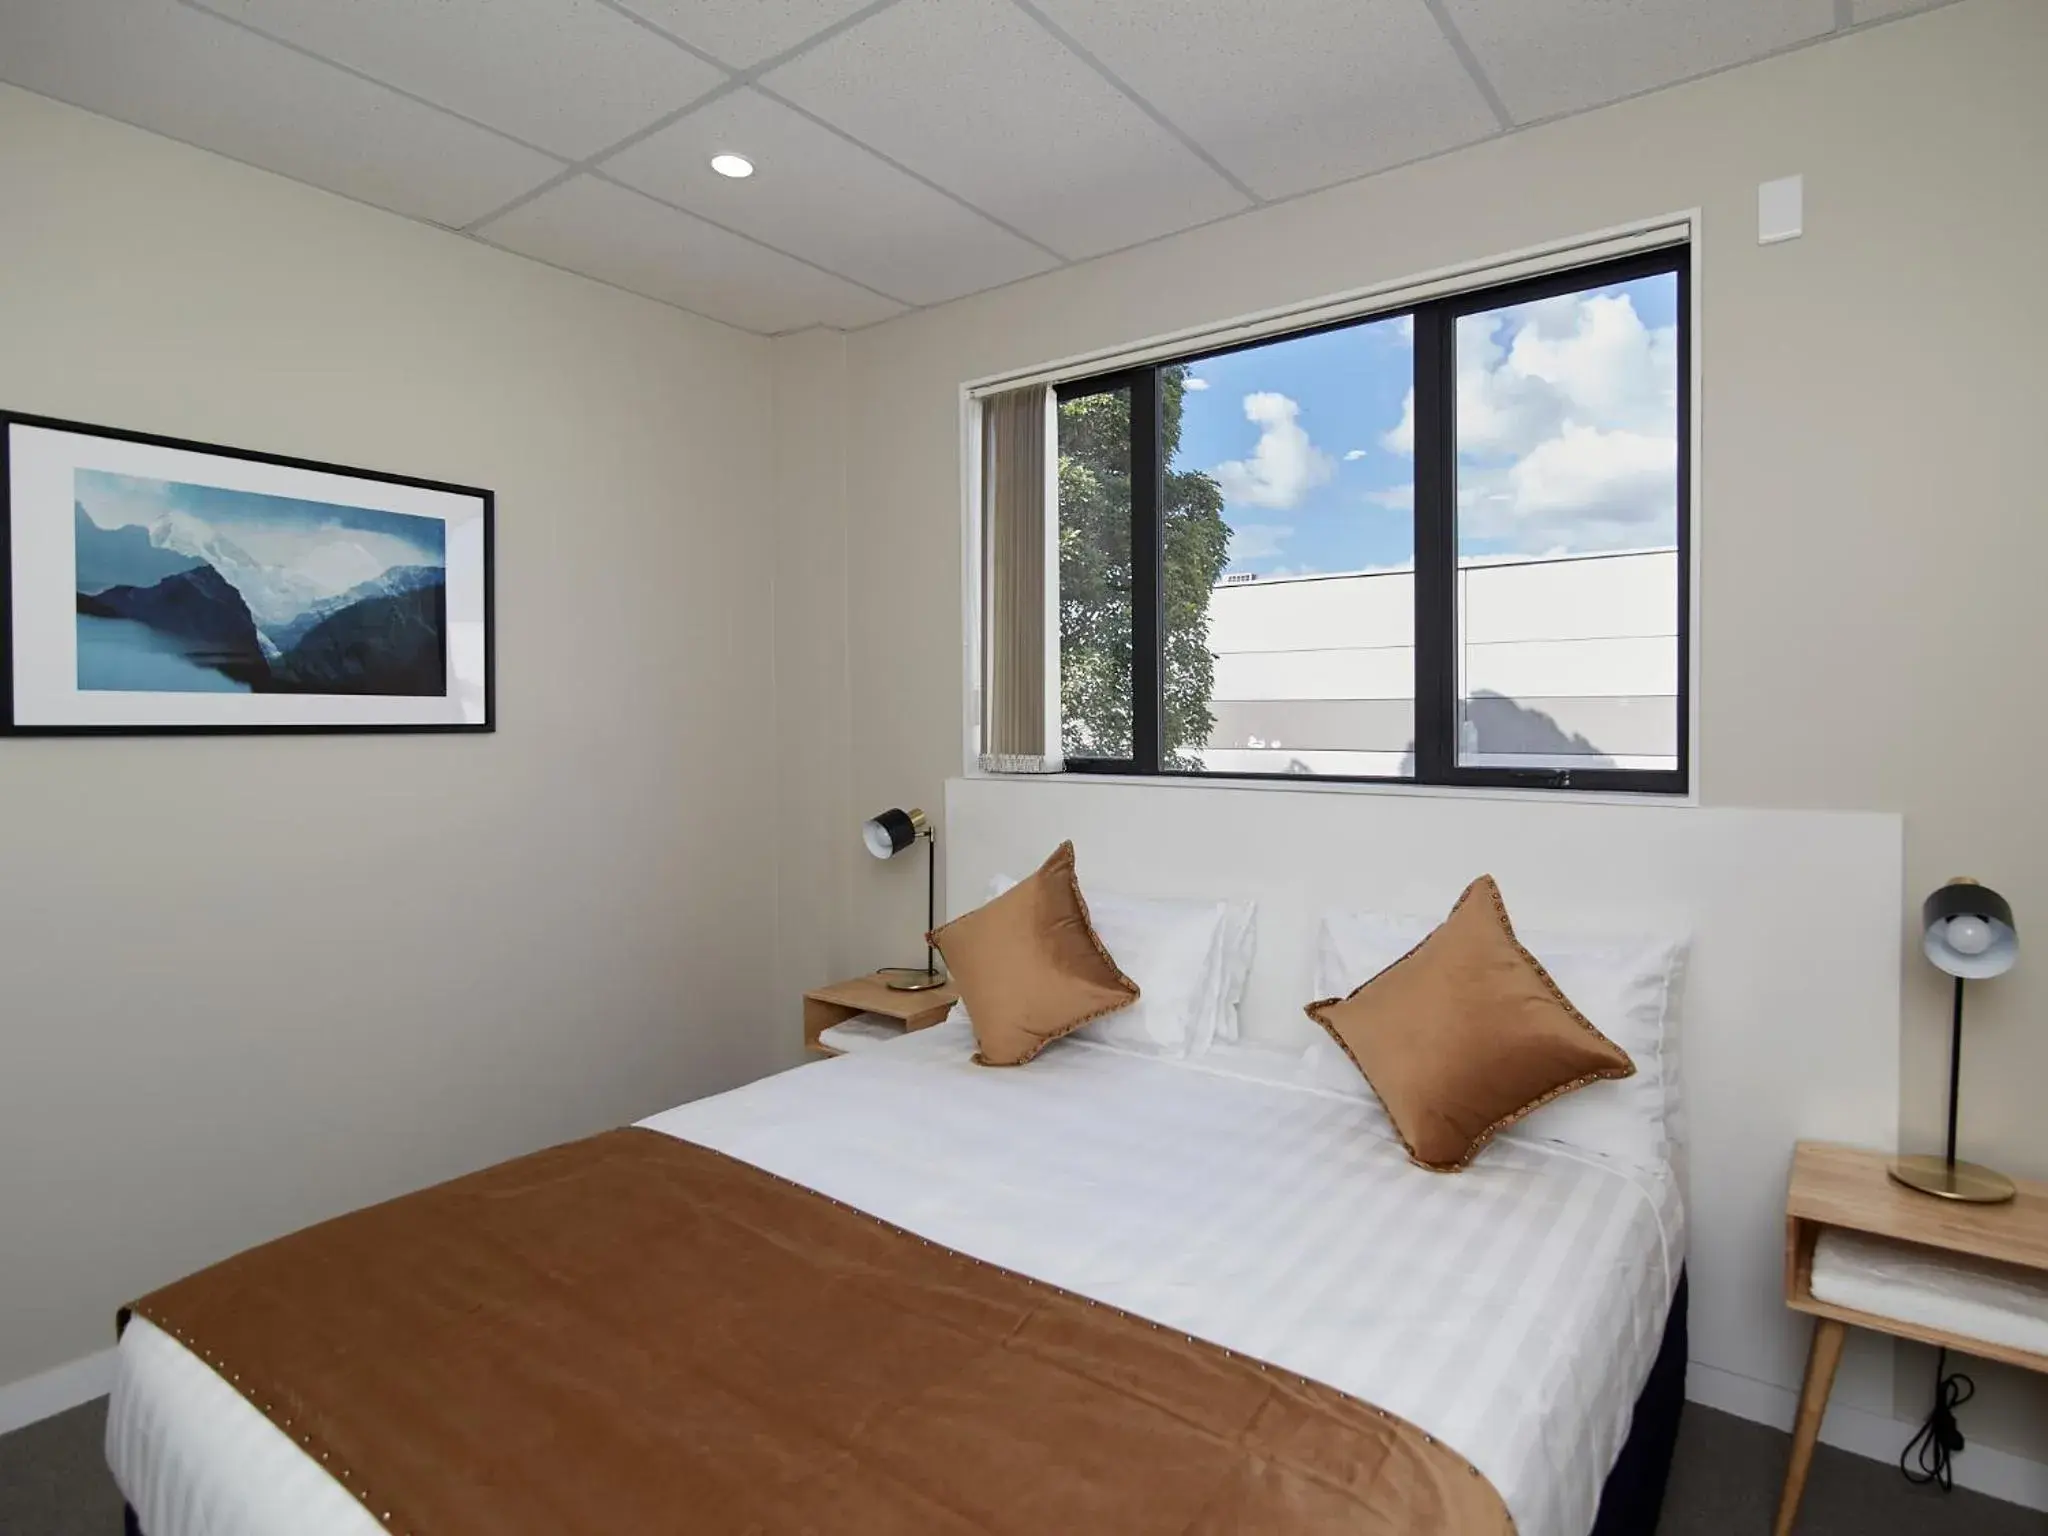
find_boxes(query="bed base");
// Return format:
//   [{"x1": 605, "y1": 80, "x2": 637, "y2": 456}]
[
  {"x1": 1592, "y1": 1269, "x2": 1689, "y2": 1536},
  {"x1": 123, "y1": 1271, "x2": 1688, "y2": 1536}
]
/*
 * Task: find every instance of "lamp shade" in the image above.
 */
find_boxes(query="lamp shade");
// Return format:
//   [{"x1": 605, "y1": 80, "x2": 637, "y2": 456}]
[
  {"x1": 861, "y1": 807, "x2": 926, "y2": 860},
  {"x1": 1923, "y1": 879, "x2": 2018, "y2": 980}
]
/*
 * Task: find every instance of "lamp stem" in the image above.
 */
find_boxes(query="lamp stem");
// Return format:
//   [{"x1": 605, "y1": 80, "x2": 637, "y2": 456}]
[
  {"x1": 1945, "y1": 974, "x2": 1966, "y2": 1171},
  {"x1": 924, "y1": 828, "x2": 937, "y2": 978}
]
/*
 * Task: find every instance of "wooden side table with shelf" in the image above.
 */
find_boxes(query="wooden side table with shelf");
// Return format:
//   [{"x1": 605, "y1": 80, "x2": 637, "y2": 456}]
[
  {"x1": 803, "y1": 973, "x2": 958, "y2": 1057},
  {"x1": 1777, "y1": 1141, "x2": 2048, "y2": 1534}
]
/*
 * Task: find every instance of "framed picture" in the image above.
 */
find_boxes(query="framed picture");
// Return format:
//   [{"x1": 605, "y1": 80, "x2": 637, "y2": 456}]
[{"x1": 0, "y1": 411, "x2": 492, "y2": 734}]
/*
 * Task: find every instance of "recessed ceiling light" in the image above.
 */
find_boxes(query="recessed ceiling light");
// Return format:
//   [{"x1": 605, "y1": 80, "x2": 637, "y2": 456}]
[{"x1": 709, "y1": 153, "x2": 754, "y2": 179}]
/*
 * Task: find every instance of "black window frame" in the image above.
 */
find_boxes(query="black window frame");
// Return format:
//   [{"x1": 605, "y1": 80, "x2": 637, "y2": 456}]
[{"x1": 1056, "y1": 244, "x2": 1691, "y2": 795}]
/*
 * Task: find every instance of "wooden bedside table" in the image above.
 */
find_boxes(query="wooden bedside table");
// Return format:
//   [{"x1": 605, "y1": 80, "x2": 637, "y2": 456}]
[
  {"x1": 803, "y1": 973, "x2": 959, "y2": 1058},
  {"x1": 1777, "y1": 1141, "x2": 2048, "y2": 1534}
]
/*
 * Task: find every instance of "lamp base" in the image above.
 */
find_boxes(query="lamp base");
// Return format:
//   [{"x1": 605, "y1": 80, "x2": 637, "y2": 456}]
[
  {"x1": 1888, "y1": 1154, "x2": 2017, "y2": 1204},
  {"x1": 877, "y1": 966, "x2": 948, "y2": 993}
]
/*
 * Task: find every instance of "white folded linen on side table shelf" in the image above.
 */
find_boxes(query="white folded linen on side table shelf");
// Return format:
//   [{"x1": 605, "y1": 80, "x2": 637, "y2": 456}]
[
  {"x1": 816, "y1": 1012, "x2": 909, "y2": 1054},
  {"x1": 1810, "y1": 1226, "x2": 2048, "y2": 1358}
]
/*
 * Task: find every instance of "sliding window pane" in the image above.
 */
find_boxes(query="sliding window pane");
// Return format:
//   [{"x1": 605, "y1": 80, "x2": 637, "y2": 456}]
[
  {"x1": 1169, "y1": 322, "x2": 1414, "y2": 776},
  {"x1": 1057, "y1": 384, "x2": 1133, "y2": 760},
  {"x1": 1453, "y1": 270, "x2": 1681, "y2": 774}
]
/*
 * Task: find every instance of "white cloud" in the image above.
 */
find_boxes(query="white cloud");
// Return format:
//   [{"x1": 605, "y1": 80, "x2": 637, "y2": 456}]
[
  {"x1": 1226, "y1": 522, "x2": 1293, "y2": 561},
  {"x1": 1343, "y1": 448, "x2": 1368, "y2": 461},
  {"x1": 1382, "y1": 388, "x2": 1414, "y2": 456},
  {"x1": 1510, "y1": 424, "x2": 1676, "y2": 519},
  {"x1": 1183, "y1": 375, "x2": 1210, "y2": 391},
  {"x1": 1387, "y1": 291, "x2": 1679, "y2": 552},
  {"x1": 1212, "y1": 392, "x2": 1335, "y2": 510},
  {"x1": 1364, "y1": 485, "x2": 1413, "y2": 513}
]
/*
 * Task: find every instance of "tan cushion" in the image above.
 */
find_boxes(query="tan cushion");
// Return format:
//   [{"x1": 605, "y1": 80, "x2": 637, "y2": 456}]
[
  {"x1": 928, "y1": 840, "x2": 1139, "y2": 1066},
  {"x1": 1304, "y1": 875, "x2": 1634, "y2": 1172}
]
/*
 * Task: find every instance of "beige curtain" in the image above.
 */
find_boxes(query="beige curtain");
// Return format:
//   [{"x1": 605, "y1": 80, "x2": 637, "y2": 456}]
[{"x1": 979, "y1": 385, "x2": 1061, "y2": 773}]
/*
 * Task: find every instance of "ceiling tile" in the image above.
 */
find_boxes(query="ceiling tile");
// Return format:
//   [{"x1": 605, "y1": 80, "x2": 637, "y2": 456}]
[
  {"x1": 603, "y1": 89, "x2": 1058, "y2": 306},
  {"x1": 1443, "y1": 0, "x2": 1835, "y2": 125},
  {"x1": 477, "y1": 175, "x2": 904, "y2": 332},
  {"x1": 0, "y1": 0, "x2": 562, "y2": 228},
  {"x1": 613, "y1": 0, "x2": 879, "y2": 70},
  {"x1": 1026, "y1": 0, "x2": 1499, "y2": 200},
  {"x1": 1852, "y1": 0, "x2": 1940, "y2": 18},
  {"x1": 202, "y1": 0, "x2": 726, "y2": 160},
  {"x1": 761, "y1": 0, "x2": 1249, "y2": 260}
]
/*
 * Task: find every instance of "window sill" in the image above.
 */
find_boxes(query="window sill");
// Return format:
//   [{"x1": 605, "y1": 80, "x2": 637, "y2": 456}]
[{"x1": 965, "y1": 765, "x2": 1700, "y2": 811}]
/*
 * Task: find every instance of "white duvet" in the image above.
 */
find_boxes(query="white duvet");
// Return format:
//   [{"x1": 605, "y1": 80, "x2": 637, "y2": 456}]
[{"x1": 110, "y1": 1019, "x2": 1683, "y2": 1536}]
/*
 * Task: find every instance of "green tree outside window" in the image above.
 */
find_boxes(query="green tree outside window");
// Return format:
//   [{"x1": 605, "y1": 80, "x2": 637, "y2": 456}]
[{"x1": 1057, "y1": 366, "x2": 1229, "y2": 769}]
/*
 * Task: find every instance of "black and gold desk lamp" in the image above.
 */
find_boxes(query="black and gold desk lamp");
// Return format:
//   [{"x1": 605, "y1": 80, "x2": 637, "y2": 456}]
[
  {"x1": 1889, "y1": 879, "x2": 2020, "y2": 1204},
  {"x1": 862, "y1": 807, "x2": 947, "y2": 992}
]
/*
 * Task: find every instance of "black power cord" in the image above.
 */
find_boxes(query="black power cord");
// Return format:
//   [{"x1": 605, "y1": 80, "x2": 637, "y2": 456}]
[{"x1": 1900, "y1": 1347, "x2": 1975, "y2": 1492}]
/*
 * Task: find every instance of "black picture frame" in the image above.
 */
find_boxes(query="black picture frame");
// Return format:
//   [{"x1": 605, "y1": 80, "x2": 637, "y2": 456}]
[{"x1": 1, "y1": 410, "x2": 494, "y2": 736}]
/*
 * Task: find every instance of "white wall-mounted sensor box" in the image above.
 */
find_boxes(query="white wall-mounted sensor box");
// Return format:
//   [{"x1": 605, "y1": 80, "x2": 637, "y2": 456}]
[{"x1": 1759, "y1": 175, "x2": 1804, "y2": 244}]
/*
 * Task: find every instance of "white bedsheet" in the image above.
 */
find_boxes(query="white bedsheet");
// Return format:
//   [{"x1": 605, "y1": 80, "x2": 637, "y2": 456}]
[{"x1": 109, "y1": 1020, "x2": 1682, "y2": 1536}]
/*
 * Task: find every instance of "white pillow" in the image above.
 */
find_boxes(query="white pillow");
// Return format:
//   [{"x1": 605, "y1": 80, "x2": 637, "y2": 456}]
[
  {"x1": 1208, "y1": 898, "x2": 1258, "y2": 1045},
  {"x1": 1309, "y1": 908, "x2": 1689, "y2": 1169},
  {"x1": 987, "y1": 875, "x2": 1243, "y2": 1056}
]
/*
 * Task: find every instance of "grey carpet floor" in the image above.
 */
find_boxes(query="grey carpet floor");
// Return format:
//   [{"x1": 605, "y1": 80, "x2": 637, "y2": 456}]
[{"x1": 4, "y1": 1395, "x2": 2046, "y2": 1533}]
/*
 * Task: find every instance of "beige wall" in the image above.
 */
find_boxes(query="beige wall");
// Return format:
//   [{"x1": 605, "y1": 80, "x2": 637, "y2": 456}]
[
  {"x1": 771, "y1": 328, "x2": 856, "y2": 1043},
  {"x1": 789, "y1": 0, "x2": 2048, "y2": 1453},
  {"x1": 0, "y1": 85, "x2": 780, "y2": 1386}
]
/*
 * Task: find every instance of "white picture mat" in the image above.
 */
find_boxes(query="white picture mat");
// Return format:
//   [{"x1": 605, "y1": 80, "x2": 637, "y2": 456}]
[
  {"x1": 944, "y1": 774, "x2": 1903, "y2": 1428},
  {"x1": 7, "y1": 422, "x2": 488, "y2": 726}
]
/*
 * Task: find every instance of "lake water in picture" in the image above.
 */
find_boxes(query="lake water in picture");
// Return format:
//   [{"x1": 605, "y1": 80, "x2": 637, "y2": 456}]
[
  {"x1": 77, "y1": 615, "x2": 252, "y2": 692},
  {"x1": 73, "y1": 468, "x2": 447, "y2": 696}
]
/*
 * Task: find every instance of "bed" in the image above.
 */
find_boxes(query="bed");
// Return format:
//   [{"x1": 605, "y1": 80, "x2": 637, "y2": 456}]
[{"x1": 110, "y1": 1016, "x2": 1685, "y2": 1536}]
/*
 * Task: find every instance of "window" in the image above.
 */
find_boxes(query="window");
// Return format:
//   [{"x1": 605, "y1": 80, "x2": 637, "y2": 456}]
[
  {"x1": 1055, "y1": 378, "x2": 1135, "y2": 761},
  {"x1": 1046, "y1": 246, "x2": 1688, "y2": 793}
]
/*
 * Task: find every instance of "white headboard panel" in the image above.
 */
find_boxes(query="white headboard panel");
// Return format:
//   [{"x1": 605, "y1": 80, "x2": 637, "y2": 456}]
[{"x1": 944, "y1": 775, "x2": 1903, "y2": 1418}]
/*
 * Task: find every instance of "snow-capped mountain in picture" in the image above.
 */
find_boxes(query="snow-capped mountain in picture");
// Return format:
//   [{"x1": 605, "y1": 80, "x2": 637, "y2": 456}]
[
  {"x1": 262, "y1": 564, "x2": 447, "y2": 655},
  {"x1": 73, "y1": 469, "x2": 447, "y2": 697}
]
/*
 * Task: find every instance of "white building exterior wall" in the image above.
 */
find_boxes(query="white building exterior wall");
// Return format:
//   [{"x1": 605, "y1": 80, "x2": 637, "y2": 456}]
[{"x1": 1200, "y1": 548, "x2": 1678, "y2": 777}]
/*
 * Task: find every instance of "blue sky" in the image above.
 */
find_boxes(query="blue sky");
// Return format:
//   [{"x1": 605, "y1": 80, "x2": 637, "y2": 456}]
[{"x1": 1177, "y1": 274, "x2": 1678, "y2": 576}]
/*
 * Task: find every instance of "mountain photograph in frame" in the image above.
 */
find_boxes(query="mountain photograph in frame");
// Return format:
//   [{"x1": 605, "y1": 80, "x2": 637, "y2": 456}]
[{"x1": 2, "y1": 412, "x2": 492, "y2": 733}]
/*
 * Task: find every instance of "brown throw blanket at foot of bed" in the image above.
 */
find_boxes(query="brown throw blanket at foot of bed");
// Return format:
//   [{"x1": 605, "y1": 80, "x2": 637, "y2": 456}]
[{"x1": 124, "y1": 1128, "x2": 1514, "y2": 1535}]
